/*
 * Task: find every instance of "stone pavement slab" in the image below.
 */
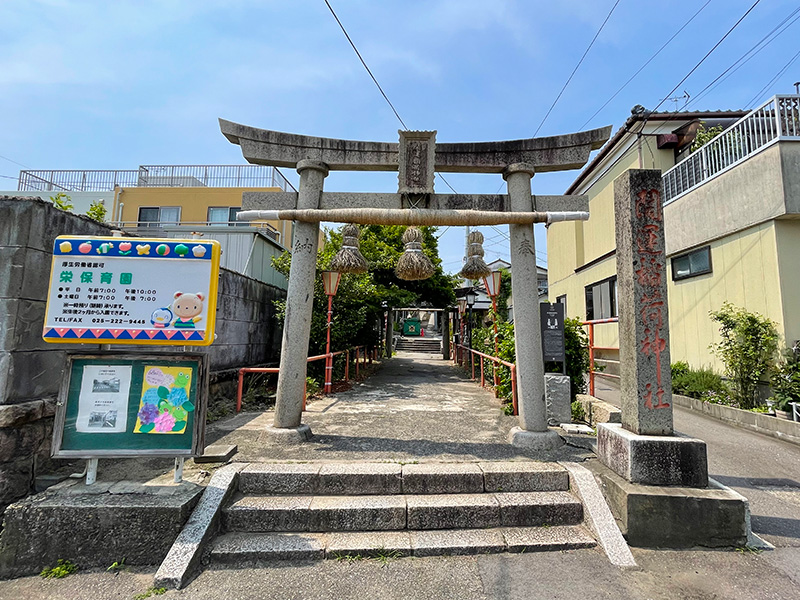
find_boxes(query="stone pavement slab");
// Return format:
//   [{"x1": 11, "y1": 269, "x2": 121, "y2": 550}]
[{"x1": 206, "y1": 355, "x2": 593, "y2": 464}]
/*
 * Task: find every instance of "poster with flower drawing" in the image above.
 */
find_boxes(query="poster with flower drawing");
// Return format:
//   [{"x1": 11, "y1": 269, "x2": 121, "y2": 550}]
[{"x1": 133, "y1": 365, "x2": 195, "y2": 434}]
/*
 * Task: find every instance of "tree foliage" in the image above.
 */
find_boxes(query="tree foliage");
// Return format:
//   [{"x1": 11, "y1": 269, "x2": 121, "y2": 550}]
[
  {"x1": 691, "y1": 123, "x2": 724, "y2": 153},
  {"x1": 272, "y1": 224, "x2": 458, "y2": 382},
  {"x1": 710, "y1": 302, "x2": 779, "y2": 410}
]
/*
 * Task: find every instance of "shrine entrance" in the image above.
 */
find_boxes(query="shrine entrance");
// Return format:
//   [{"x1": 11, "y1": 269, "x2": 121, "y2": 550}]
[{"x1": 221, "y1": 120, "x2": 611, "y2": 450}]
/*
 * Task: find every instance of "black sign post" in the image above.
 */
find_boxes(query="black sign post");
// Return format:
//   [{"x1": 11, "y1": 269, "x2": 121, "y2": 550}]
[{"x1": 540, "y1": 302, "x2": 566, "y2": 373}]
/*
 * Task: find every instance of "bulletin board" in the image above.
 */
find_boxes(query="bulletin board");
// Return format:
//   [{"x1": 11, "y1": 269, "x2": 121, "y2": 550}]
[{"x1": 52, "y1": 353, "x2": 208, "y2": 458}]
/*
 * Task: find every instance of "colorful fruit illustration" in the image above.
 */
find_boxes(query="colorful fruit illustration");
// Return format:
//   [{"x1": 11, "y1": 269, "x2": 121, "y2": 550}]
[
  {"x1": 78, "y1": 242, "x2": 92, "y2": 254},
  {"x1": 59, "y1": 241, "x2": 72, "y2": 252}
]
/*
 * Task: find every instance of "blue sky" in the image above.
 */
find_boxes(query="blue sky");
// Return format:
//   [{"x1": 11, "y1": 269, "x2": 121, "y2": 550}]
[{"x1": 2, "y1": 0, "x2": 799, "y2": 272}]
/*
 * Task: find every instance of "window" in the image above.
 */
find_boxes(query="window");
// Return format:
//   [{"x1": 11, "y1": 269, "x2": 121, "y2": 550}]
[
  {"x1": 672, "y1": 246, "x2": 712, "y2": 281},
  {"x1": 207, "y1": 207, "x2": 243, "y2": 226},
  {"x1": 585, "y1": 276, "x2": 617, "y2": 321},
  {"x1": 556, "y1": 294, "x2": 567, "y2": 315},
  {"x1": 137, "y1": 206, "x2": 181, "y2": 227}
]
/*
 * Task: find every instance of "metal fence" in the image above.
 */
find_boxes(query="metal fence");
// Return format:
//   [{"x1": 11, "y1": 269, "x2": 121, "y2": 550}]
[
  {"x1": 18, "y1": 164, "x2": 296, "y2": 193},
  {"x1": 662, "y1": 95, "x2": 800, "y2": 204}
]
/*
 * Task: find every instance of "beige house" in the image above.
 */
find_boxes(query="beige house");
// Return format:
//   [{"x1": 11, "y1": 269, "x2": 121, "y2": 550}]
[{"x1": 547, "y1": 95, "x2": 800, "y2": 372}]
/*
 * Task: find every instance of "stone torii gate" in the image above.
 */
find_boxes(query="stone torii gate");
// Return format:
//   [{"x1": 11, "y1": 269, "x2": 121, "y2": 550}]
[{"x1": 221, "y1": 120, "x2": 611, "y2": 450}]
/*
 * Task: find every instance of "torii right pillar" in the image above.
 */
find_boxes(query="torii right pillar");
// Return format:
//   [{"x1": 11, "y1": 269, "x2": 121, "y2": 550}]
[
  {"x1": 504, "y1": 163, "x2": 563, "y2": 451},
  {"x1": 597, "y1": 169, "x2": 708, "y2": 487}
]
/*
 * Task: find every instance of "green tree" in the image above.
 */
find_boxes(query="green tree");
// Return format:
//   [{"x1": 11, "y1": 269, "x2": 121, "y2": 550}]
[
  {"x1": 272, "y1": 224, "x2": 458, "y2": 383},
  {"x1": 710, "y1": 302, "x2": 779, "y2": 409},
  {"x1": 691, "y1": 123, "x2": 724, "y2": 153}
]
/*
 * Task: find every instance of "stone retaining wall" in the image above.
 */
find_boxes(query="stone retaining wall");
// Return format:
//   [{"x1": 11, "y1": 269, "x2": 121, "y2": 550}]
[{"x1": 0, "y1": 196, "x2": 285, "y2": 511}]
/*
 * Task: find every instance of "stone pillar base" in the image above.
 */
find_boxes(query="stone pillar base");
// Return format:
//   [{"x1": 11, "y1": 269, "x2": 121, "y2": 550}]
[
  {"x1": 259, "y1": 424, "x2": 313, "y2": 445},
  {"x1": 508, "y1": 427, "x2": 564, "y2": 451},
  {"x1": 597, "y1": 423, "x2": 708, "y2": 487}
]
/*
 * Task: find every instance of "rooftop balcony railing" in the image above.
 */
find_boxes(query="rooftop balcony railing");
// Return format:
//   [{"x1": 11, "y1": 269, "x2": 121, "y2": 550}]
[
  {"x1": 662, "y1": 94, "x2": 800, "y2": 204},
  {"x1": 107, "y1": 220, "x2": 282, "y2": 243},
  {"x1": 17, "y1": 164, "x2": 296, "y2": 193}
]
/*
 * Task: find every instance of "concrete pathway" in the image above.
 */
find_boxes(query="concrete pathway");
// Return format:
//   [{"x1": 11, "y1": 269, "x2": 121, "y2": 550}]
[{"x1": 209, "y1": 352, "x2": 591, "y2": 463}]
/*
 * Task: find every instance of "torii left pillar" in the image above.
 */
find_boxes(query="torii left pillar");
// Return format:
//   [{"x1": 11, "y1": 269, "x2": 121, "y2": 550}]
[{"x1": 269, "y1": 159, "x2": 328, "y2": 441}]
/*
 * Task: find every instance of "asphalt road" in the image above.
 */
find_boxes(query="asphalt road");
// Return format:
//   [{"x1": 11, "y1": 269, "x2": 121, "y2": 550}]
[{"x1": 595, "y1": 377, "x2": 800, "y2": 588}]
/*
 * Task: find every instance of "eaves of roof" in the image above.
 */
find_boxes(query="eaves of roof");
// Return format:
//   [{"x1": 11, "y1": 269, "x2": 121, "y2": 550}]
[{"x1": 565, "y1": 109, "x2": 749, "y2": 195}]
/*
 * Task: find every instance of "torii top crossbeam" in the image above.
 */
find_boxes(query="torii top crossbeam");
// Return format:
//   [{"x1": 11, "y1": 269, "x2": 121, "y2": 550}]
[{"x1": 220, "y1": 119, "x2": 611, "y2": 173}]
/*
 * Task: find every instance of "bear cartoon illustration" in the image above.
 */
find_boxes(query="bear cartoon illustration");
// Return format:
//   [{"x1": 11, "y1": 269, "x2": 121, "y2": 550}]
[{"x1": 171, "y1": 292, "x2": 204, "y2": 329}]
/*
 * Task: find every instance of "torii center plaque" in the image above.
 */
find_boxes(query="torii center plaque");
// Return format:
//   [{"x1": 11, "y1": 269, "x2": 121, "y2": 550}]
[{"x1": 221, "y1": 119, "x2": 611, "y2": 450}]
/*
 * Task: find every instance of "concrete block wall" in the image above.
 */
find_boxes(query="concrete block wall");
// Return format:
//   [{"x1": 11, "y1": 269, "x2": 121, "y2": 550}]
[{"x1": 0, "y1": 196, "x2": 285, "y2": 511}]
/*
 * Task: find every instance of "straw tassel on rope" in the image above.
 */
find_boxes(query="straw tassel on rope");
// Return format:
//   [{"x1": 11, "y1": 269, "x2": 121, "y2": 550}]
[
  {"x1": 395, "y1": 226, "x2": 435, "y2": 281},
  {"x1": 329, "y1": 223, "x2": 368, "y2": 274},
  {"x1": 460, "y1": 230, "x2": 491, "y2": 280}
]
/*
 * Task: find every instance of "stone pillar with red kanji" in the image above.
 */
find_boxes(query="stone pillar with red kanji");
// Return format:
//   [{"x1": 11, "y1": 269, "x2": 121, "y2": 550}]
[{"x1": 615, "y1": 169, "x2": 673, "y2": 436}]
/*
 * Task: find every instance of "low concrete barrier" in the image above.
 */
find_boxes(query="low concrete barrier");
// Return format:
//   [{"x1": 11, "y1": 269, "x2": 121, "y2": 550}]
[
  {"x1": 575, "y1": 394, "x2": 621, "y2": 427},
  {"x1": 672, "y1": 394, "x2": 800, "y2": 446}
]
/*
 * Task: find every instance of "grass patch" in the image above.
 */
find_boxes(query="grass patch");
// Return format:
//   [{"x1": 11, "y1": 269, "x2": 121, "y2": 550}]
[
  {"x1": 133, "y1": 587, "x2": 167, "y2": 600},
  {"x1": 40, "y1": 559, "x2": 78, "y2": 579}
]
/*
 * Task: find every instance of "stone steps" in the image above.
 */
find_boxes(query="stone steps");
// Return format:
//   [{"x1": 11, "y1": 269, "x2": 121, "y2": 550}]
[
  {"x1": 395, "y1": 339, "x2": 441, "y2": 352},
  {"x1": 210, "y1": 525, "x2": 596, "y2": 563},
  {"x1": 223, "y1": 491, "x2": 583, "y2": 532},
  {"x1": 208, "y1": 461, "x2": 595, "y2": 567},
  {"x1": 238, "y1": 461, "x2": 570, "y2": 496}
]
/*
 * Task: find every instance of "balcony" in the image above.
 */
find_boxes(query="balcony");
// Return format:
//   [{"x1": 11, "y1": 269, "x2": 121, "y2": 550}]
[
  {"x1": 17, "y1": 164, "x2": 296, "y2": 193},
  {"x1": 662, "y1": 95, "x2": 800, "y2": 204}
]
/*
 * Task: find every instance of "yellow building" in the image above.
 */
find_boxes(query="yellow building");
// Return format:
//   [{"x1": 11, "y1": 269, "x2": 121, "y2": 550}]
[
  {"x1": 16, "y1": 164, "x2": 322, "y2": 290},
  {"x1": 548, "y1": 96, "x2": 800, "y2": 372}
]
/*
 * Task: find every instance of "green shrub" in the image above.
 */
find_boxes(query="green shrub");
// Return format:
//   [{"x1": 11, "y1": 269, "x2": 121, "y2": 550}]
[
  {"x1": 571, "y1": 400, "x2": 586, "y2": 423},
  {"x1": 50, "y1": 192, "x2": 73, "y2": 211},
  {"x1": 85, "y1": 199, "x2": 107, "y2": 222},
  {"x1": 710, "y1": 303, "x2": 778, "y2": 410},
  {"x1": 305, "y1": 377, "x2": 321, "y2": 398},
  {"x1": 772, "y1": 345, "x2": 800, "y2": 411},
  {"x1": 672, "y1": 365, "x2": 727, "y2": 400},
  {"x1": 671, "y1": 361, "x2": 690, "y2": 380}
]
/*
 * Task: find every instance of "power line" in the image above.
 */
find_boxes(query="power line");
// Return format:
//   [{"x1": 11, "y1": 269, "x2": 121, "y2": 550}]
[
  {"x1": 533, "y1": 0, "x2": 622, "y2": 137},
  {"x1": 323, "y1": 0, "x2": 408, "y2": 129},
  {"x1": 745, "y1": 48, "x2": 800, "y2": 108},
  {"x1": 0, "y1": 154, "x2": 28, "y2": 169},
  {"x1": 579, "y1": 0, "x2": 711, "y2": 130},
  {"x1": 648, "y1": 0, "x2": 762, "y2": 118},
  {"x1": 688, "y1": 6, "x2": 800, "y2": 109}
]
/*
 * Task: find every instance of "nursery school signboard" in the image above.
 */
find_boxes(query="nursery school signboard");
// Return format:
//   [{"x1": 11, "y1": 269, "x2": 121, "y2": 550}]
[
  {"x1": 52, "y1": 354, "x2": 207, "y2": 457},
  {"x1": 43, "y1": 236, "x2": 221, "y2": 346}
]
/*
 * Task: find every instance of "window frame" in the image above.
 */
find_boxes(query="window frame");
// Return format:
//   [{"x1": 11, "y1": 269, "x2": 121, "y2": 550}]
[
  {"x1": 671, "y1": 246, "x2": 712, "y2": 281},
  {"x1": 585, "y1": 275, "x2": 617, "y2": 321},
  {"x1": 137, "y1": 206, "x2": 181, "y2": 227}
]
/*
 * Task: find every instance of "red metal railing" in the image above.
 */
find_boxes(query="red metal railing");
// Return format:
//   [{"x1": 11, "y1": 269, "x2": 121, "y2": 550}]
[
  {"x1": 453, "y1": 343, "x2": 518, "y2": 415},
  {"x1": 236, "y1": 345, "x2": 377, "y2": 412},
  {"x1": 582, "y1": 317, "x2": 619, "y2": 396}
]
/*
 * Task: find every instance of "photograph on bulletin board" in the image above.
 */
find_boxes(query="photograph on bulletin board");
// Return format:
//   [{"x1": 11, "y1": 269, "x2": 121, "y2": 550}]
[{"x1": 52, "y1": 354, "x2": 208, "y2": 458}]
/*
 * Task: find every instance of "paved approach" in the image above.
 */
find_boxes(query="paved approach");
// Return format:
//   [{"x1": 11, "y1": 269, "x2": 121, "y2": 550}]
[
  {"x1": 3, "y1": 356, "x2": 800, "y2": 599},
  {"x1": 209, "y1": 351, "x2": 590, "y2": 463}
]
